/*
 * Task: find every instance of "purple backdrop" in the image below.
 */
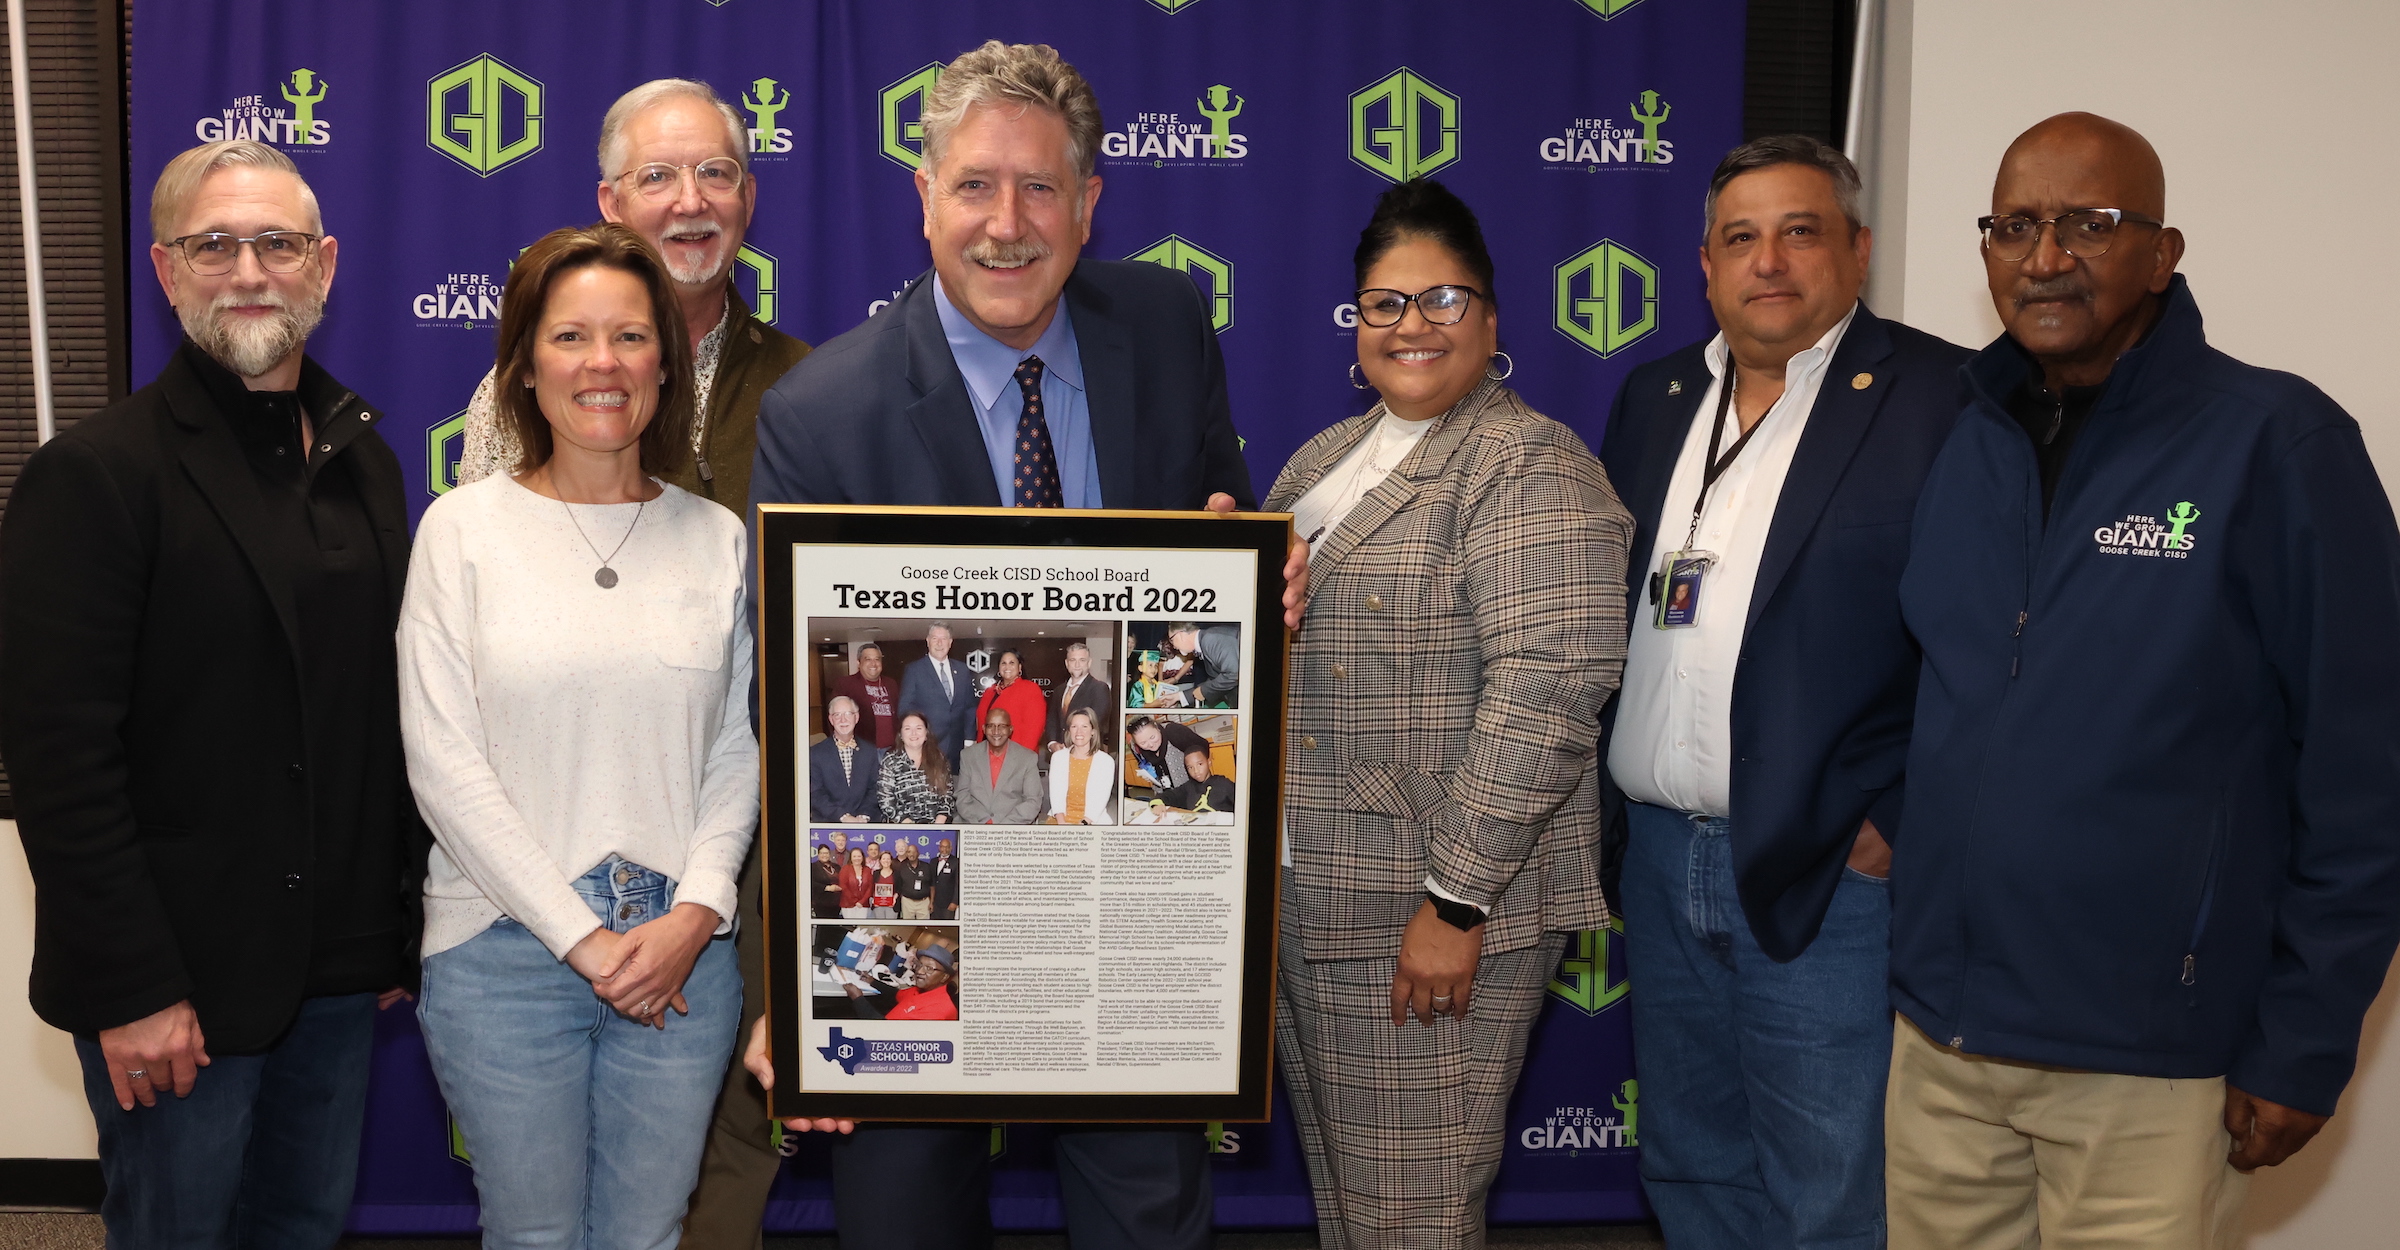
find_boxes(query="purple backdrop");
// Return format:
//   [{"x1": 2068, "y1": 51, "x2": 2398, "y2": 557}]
[{"x1": 131, "y1": 0, "x2": 1738, "y2": 1231}]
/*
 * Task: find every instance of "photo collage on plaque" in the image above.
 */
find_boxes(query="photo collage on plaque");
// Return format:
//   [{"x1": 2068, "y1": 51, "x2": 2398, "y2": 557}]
[{"x1": 799, "y1": 614, "x2": 1247, "y2": 1022}]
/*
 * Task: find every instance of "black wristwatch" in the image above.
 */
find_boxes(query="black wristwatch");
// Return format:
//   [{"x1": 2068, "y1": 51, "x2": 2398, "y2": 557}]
[{"x1": 1425, "y1": 891, "x2": 1488, "y2": 931}]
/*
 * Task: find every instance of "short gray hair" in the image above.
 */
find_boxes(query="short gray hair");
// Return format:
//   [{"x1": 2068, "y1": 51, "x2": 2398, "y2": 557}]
[
  {"x1": 1701, "y1": 134, "x2": 1863, "y2": 242},
  {"x1": 920, "y1": 41, "x2": 1103, "y2": 181},
  {"x1": 150, "y1": 141, "x2": 321, "y2": 243},
  {"x1": 597, "y1": 79, "x2": 749, "y2": 179}
]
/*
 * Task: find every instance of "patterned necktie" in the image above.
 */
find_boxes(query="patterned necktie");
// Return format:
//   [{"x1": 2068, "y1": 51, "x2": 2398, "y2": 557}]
[{"x1": 1011, "y1": 356, "x2": 1064, "y2": 508}]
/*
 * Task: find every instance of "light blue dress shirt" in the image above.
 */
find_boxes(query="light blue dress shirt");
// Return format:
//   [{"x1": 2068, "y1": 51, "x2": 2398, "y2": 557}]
[{"x1": 932, "y1": 276, "x2": 1105, "y2": 509}]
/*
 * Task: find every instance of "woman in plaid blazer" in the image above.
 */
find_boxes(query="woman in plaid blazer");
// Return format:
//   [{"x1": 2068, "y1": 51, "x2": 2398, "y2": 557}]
[{"x1": 1264, "y1": 179, "x2": 1633, "y2": 1248}]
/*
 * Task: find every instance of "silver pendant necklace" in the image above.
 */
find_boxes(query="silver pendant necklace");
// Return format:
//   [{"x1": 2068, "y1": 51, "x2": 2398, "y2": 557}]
[{"x1": 561, "y1": 496, "x2": 645, "y2": 588}]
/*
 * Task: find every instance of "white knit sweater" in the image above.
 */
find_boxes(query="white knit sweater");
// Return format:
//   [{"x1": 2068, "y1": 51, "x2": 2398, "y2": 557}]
[{"x1": 399, "y1": 473, "x2": 758, "y2": 960}]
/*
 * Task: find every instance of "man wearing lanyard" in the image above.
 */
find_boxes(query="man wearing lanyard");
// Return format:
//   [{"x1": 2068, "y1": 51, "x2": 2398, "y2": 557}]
[{"x1": 1595, "y1": 136, "x2": 1970, "y2": 1247}]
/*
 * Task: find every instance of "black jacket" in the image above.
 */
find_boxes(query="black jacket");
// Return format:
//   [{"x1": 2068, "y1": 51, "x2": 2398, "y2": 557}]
[
  {"x1": 1, "y1": 346, "x2": 429, "y2": 1049},
  {"x1": 809, "y1": 737, "x2": 883, "y2": 822},
  {"x1": 1597, "y1": 305, "x2": 1971, "y2": 959},
  {"x1": 1044, "y1": 674, "x2": 1117, "y2": 750}
]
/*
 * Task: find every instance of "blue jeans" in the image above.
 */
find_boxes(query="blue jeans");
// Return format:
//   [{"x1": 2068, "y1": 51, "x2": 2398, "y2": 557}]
[
  {"x1": 418, "y1": 855, "x2": 741, "y2": 1250},
  {"x1": 1622, "y1": 801, "x2": 1892, "y2": 1250},
  {"x1": 74, "y1": 991, "x2": 377, "y2": 1250}
]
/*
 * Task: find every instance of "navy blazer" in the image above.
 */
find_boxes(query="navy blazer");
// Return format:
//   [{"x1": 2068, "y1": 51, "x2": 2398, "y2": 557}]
[
  {"x1": 897, "y1": 655, "x2": 978, "y2": 763},
  {"x1": 810, "y1": 738, "x2": 883, "y2": 822},
  {"x1": 750, "y1": 258, "x2": 1255, "y2": 513},
  {"x1": 1597, "y1": 305, "x2": 1971, "y2": 960}
]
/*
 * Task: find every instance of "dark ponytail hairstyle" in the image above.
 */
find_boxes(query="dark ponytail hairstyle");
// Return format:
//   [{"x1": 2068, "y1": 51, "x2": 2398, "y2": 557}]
[{"x1": 1352, "y1": 177, "x2": 1498, "y2": 309}]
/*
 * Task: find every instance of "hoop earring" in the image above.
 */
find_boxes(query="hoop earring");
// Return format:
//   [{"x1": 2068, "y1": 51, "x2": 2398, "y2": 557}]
[
  {"x1": 1487, "y1": 351, "x2": 1515, "y2": 381},
  {"x1": 1349, "y1": 363, "x2": 1375, "y2": 392}
]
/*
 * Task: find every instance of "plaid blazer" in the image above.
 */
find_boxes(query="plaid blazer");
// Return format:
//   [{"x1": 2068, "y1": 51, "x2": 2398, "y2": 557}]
[{"x1": 1265, "y1": 377, "x2": 1632, "y2": 961}]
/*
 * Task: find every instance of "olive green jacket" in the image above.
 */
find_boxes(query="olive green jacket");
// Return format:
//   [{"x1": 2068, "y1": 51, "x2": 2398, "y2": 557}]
[{"x1": 664, "y1": 291, "x2": 810, "y2": 519}]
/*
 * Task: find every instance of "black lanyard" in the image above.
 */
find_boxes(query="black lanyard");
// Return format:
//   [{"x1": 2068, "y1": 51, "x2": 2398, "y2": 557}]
[{"x1": 1681, "y1": 365, "x2": 1762, "y2": 551}]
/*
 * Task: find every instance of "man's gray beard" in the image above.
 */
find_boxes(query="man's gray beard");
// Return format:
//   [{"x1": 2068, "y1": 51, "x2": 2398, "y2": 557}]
[
  {"x1": 180, "y1": 289, "x2": 324, "y2": 379},
  {"x1": 660, "y1": 229, "x2": 730, "y2": 286}
]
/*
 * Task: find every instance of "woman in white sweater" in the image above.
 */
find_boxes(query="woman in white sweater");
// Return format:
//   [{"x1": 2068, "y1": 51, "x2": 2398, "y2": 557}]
[
  {"x1": 1045, "y1": 707, "x2": 1116, "y2": 824},
  {"x1": 398, "y1": 223, "x2": 755, "y2": 1249}
]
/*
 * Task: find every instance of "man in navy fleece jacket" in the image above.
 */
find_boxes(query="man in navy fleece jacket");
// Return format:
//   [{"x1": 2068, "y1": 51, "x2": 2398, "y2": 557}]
[{"x1": 1885, "y1": 112, "x2": 2400, "y2": 1249}]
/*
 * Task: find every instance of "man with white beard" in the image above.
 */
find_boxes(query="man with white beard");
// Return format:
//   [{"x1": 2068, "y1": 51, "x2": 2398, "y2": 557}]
[
  {"x1": 452, "y1": 78, "x2": 810, "y2": 516},
  {"x1": 1, "y1": 140, "x2": 427, "y2": 1247}
]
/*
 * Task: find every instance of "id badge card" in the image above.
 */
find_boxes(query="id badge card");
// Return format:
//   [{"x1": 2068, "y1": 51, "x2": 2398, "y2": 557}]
[{"x1": 1650, "y1": 549, "x2": 1715, "y2": 629}]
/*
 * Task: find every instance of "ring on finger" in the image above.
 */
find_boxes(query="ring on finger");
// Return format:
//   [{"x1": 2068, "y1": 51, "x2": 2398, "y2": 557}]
[{"x1": 126, "y1": 1069, "x2": 148, "y2": 1080}]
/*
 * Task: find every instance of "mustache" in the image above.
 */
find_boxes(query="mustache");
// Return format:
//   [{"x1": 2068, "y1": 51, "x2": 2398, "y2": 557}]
[
  {"x1": 963, "y1": 235, "x2": 1052, "y2": 267},
  {"x1": 2013, "y1": 275, "x2": 2092, "y2": 307},
  {"x1": 659, "y1": 221, "x2": 722, "y2": 242}
]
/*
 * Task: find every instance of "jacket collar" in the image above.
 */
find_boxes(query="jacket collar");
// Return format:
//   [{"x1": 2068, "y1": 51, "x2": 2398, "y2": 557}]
[
  {"x1": 1963, "y1": 273, "x2": 2204, "y2": 423},
  {"x1": 898, "y1": 270, "x2": 1006, "y2": 506},
  {"x1": 714, "y1": 290, "x2": 762, "y2": 375},
  {"x1": 162, "y1": 342, "x2": 405, "y2": 660},
  {"x1": 1282, "y1": 374, "x2": 1508, "y2": 590},
  {"x1": 1742, "y1": 304, "x2": 1897, "y2": 636},
  {"x1": 1062, "y1": 265, "x2": 1140, "y2": 508}
]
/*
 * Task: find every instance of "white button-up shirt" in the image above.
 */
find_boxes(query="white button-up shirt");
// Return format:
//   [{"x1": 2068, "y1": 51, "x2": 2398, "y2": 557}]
[{"x1": 1608, "y1": 306, "x2": 1857, "y2": 817}]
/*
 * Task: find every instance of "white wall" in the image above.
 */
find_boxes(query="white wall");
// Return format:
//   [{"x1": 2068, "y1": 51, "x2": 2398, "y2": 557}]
[
  {"x1": 1880, "y1": 4, "x2": 2400, "y2": 1244},
  {"x1": 1890, "y1": 0, "x2": 2399, "y2": 481},
  {"x1": 0, "y1": 820, "x2": 100, "y2": 1160}
]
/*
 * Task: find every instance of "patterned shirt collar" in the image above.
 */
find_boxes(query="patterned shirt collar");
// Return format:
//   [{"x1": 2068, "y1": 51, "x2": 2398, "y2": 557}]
[{"x1": 687, "y1": 301, "x2": 733, "y2": 455}]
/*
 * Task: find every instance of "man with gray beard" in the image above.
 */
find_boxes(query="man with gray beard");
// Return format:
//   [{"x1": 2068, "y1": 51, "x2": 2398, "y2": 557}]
[
  {"x1": 1, "y1": 139, "x2": 426, "y2": 1247},
  {"x1": 452, "y1": 78, "x2": 810, "y2": 517}
]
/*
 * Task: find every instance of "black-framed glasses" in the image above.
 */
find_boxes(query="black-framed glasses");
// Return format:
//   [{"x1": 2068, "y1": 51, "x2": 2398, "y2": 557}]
[
  {"x1": 165, "y1": 231, "x2": 320, "y2": 276},
  {"x1": 1354, "y1": 284, "x2": 1485, "y2": 328},
  {"x1": 617, "y1": 158, "x2": 746, "y2": 201},
  {"x1": 1977, "y1": 208, "x2": 2163, "y2": 261}
]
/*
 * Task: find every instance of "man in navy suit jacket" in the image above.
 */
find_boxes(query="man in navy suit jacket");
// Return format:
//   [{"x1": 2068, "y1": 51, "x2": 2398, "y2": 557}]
[
  {"x1": 745, "y1": 42, "x2": 1257, "y2": 1250},
  {"x1": 896, "y1": 624, "x2": 979, "y2": 768},
  {"x1": 1596, "y1": 136, "x2": 1969, "y2": 1249},
  {"x1": 808, "y1": 697, "x2": 883, "y2": 822}
]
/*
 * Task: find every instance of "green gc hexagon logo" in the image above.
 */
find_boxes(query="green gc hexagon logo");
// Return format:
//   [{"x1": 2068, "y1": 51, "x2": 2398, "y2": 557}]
[
  {"x1": 1143, "y1": 0, "x2": 1208, "y2": 11},
  {"x1": 733, "y1": 243, "x2": 780, "y2": 326},
  {"x1": 1554, "y1": 238, "x2": 1659, "y2": 358},
  {"x1": 1548, "y1": 916, "x2": 1629, "y2": 1015},
  {"x1": 1572, "y1": 0, "x2": 1652, "y2": 17},
  {"x1": 1349, "y1": 68, "x2": 1461, "y2": 183},
  {"x1": 428, "y1": 54, "x2": 543, "y2": 177},
  {"x1": 427, "y1": 409, "x2": 470, "y2": 497},
  {"x1": 1128, "y1": 235, "x2": 1233, "y2": 333},
  {"x1": 879, "y1": 63, "x2": 943, "y2": 170}
]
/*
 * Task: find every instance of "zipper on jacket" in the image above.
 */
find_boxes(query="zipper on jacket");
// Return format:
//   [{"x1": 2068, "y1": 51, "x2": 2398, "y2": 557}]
[
  {"x1": 2183, "y1": 809, "x2": 2229, "y2": 997},
  {"x1": 2010, "y1": 611, "x2": 2028, "y2": 677}
]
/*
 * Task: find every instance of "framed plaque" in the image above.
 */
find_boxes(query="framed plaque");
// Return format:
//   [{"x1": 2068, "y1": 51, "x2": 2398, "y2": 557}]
[{"x1": 758, "y1": 506, "x2": 1289, "y2": 1123}]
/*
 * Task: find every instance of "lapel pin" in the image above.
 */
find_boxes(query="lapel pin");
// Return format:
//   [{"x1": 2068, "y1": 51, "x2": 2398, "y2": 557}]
[
  {"x1": 1852, "y1": 372, "x2": 1874, "y2": 390},
  {"x1": 1668, "y1": 380, "x2": 1683, "y2": 396}
]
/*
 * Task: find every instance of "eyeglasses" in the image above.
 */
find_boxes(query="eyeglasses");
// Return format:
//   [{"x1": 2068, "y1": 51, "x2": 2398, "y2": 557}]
[
  {"x1": 1977, "y1": 209, "x2": 2163, "y2": 261},
  {"x1": 1354, "y1": 284, "x2": 1485, "y2": 328},
  {"x1": 616, "y1": 159, "x2": 746, "y2": 201},
  {"x1": 165, "y1": 231, "x2": 320, "y2": 276}
]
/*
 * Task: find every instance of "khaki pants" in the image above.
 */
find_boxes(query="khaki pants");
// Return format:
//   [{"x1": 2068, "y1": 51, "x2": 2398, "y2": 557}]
[
  {"x1": 900, "y1": 896, "x2": 932, "y2": 920},
  {"x1": 1886, "y1": 1016, "x2": 2248, "y2": 1250}
]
